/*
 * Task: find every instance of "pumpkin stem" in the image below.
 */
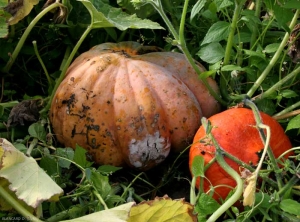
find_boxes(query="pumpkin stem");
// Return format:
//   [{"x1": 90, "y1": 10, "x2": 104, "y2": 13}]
[{"x1": 201, "y1": 118, "x2": 244, "y2": 222}]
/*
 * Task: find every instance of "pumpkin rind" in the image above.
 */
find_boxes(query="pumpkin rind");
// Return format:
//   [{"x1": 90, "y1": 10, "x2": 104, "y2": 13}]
[
  {"x1": 50, "y1": 41, "x2": 221, "y2": 170},
  {"x1": 189, "y1": 108, "x2": 292, "y2": 201}
]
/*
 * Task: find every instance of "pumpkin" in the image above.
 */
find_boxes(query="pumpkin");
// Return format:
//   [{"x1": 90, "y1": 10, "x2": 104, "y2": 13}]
[
  {"x1": 189, "y1": 107, "x2": 292, "y2": 202},
  {"x1": 50, "y1": 41, "x2": 221, "y2": 170}
]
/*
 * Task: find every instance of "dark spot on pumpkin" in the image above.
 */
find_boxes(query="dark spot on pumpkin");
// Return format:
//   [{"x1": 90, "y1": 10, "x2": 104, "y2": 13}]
[
  {"x1": 62, "y1": 93, "x2": 75, "y2": 106},
  {"x1": 70, "y1": 77, "x2": 74, "y2": 82},
  {"x1": 86, "y1": 117, "x2": 95, "y2": 122},
  {"x1": 82, "y1": 104, "x2": 90, "y2": 112},
  {"x1": 71, "y1": 125, "x2": 76, "y2": 138},
  {"x1": 87, "y1": 124, "x2": 100, "y2": 131},
  {"x1": 105, "y1": 129, "x2": 112, "y2": 137},
  {"x1": 90, "y1": 60, "x2": 96, "y2": 65},
  {"x1": 120, "y1": 50, "x2": 131, "y2": 58},
  {"x1": 107, "y1": 100, "x2": 111, "y2": 104},
  {"x1": 183, "y1": 117, "x2": 187, "y2": 123},
  {"x1": 201, "y1": 151, "x2": 205, "y2": 155}
]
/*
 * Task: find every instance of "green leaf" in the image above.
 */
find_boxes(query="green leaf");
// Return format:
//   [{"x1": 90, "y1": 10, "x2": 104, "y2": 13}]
[
  {"x1": 286, "y1": 115, "x2": 300, "y2": 131},
  {"x1": 221, "y1": 65, "x2": 246, "y2": 71},
  {"x1": 191, "y1": 155, "x2": 205, "y2": 177},
  {"x1": 273, "y1": 3, "x2": 293, "y2": 32},
  {"x1": 97, "y1": 165, "x2": 122, "y2": 175},
  {"x1": 214, "y1": 0, "x2": 233, "y2": 11},
  {"x1": 61, "y1": 202, "x2": 135, "y2": 222},
  {"x1": 195, "y1": 193, "x2": 220, "y2": 222},
  {"x1": 56, "y1": 148, "x2": 74, "y2": 169},
  {"x1": 28, "y1": 122, "x2": 47, "y2": 141},
  {"x1": 90, "y1": 170, "x2": 111, "y2": 199},
  {"x1": 256, "y1": 99, "x2": 276, "y2": 115},
  {"x1": 40, "y1": 155, "x2": 59, "y2": 176},
  {"x1": 79, "y1": 0, "x2": 164, "y2": 30},
  {"x1": 264, "y1": 43, "x2": 280, "y2": 53},
  {"x1": 281, "y1": 0, "x2": 300, "y2": 9},
  {"x1": 197, "y1": 42, "x2": 225, "y2": 63},
  {"x1": 73, "y1": 144, "x2": 93, "y2": 168},
  {"x1": 201, "y1": 21, "x2": 230, "y2": 45},
  {"x1": 243, "y1": 49, "x2": 266, "y2": 60},
  {"x1": 199, "y1": 70, "x2": 217, "y2": 79},
  {"x1": 280, "y1": 89, "x2": 298, "y2": 98},
  {"x1": 190, "y1": 0, "x2": 207, "y2": 21},
  {"x1": 280, "y1": 199, "x2": 300, "y2": 216},
  {"x1": 117, "y1": 0, "x2": 156, "y2": 19},
  {"x1": 0, "y1": 138, "x2": 63, "y2": 208}
]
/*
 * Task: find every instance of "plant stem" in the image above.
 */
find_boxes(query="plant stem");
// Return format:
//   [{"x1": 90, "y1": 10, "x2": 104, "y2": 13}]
[
  {"x1": 39, "y1": 25, "x2": 93, "y2": 114},
  {"x1": 249, "y1": 0, "x2": 262, "y2": 49},
  {"x1": 200, "y1": 118, "x2": 243, "y2": 221},
  {"x1": 207, "y1": 150, "x2": 243, "y2": 222},
  {"x1": 26, "y1": 138, "x2": 38, "y2": 156},
  {"x1": 178, "y1": 0, "x2": 225, "y2": 105},
  {"x1": 1, "y1": 2, "x2": 65, "y2": 74},
  {"x1": 273, "y1": 109, "x2": 300, "y2": 120},
  {"x1": 247, "y1": 9, "x2": 300, "y2": 98},
  {"x1": 223, "y1": 0, "x2": 246, "y2": 66},
  {"x1": 148, "y1": 1, "x2": 179, "y2": 40},
  {"x1": 93, "y1": 190, "x2": 108, "y2": 210},
  {"x1": 32, "y1": 41, "x2": 54, "y2": 89},
  {"x1": 0, "y1": 185, "x2": 42, "y2": 222},
  {"x1": 277, "y1": 175, "x2": 300, "y2": 198},
  {"x1": 118, "y1": 172, "x2": 144, "y2": 205},
  {"x1": 220, "y1": 0, "x2": 247, "y2": 102},
  {"x1": 244, "y1": 99, "x2": 284, "y2": 189},
  {"x1": 273, "y1": 100, "x2": 300, "y2": 117},
  {"x1": 255, "y1": 65, "x2": 300, "y2": 101},
  {"x1": 146, "y1": 0, "x2": 226, "y2": 106}
]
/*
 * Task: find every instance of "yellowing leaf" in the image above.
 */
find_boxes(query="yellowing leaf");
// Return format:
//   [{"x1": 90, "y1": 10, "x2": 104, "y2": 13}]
[
  {"x1": 0, "y1": 138, "x2": 63, "y2": 208},
  {"x1": 0, "y1": 178, "x2": 34, "y2": 213},
  {"x1": 4, "y1": 0, "x2": 39, "y2": 25},
  {"x1": 242, "y1": 169, "x2": 257, "y2": 207},
  {"x1": 128, "y1": 195, "x2": 197, "y2": 222},
  {"x1": 61, "y1": 202, "x2": 135, "y2": 222}
]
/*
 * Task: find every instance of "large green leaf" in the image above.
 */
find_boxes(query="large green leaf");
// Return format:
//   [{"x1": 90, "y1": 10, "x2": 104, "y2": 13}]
[
  {"x1": 201, "y1": 21, "x2": 231, "y2": 45},
  {"x1": 286, "y1": 114, "x2": 300, "y2": 132},
  {"x1": 0, "y1": 138, "x2": 63, "y2": 208},
  {"x1": 197, "y1": 42, "x2": 225, "y2": 63},
  {"x1": 79, "y1": 0, "x2": 164, "y2": 30}
]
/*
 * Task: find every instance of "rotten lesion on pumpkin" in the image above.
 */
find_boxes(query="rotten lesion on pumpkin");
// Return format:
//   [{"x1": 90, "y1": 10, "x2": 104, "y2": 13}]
[{"x1": 62, "y1": 94, "x2": 92, "y2": 118}]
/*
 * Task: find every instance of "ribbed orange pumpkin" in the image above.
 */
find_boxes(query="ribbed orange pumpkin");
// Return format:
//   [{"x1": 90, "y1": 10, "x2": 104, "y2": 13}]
[
  {"x1": 50, "y1": 41, "x2": 221, "y2": 170},
  {"x1": 189, "y1": 108, "x2": 292, "y2": 202}
]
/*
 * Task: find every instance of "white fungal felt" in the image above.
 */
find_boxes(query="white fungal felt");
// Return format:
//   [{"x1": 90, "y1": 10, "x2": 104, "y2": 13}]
[{"x1": 128, "y1": 131, "x2": 171, "y2": 168}]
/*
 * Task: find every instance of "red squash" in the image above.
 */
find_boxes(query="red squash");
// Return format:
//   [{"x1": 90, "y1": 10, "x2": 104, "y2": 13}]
[{"x1": 189, "y1": 108, "x2": 292, "y2": 202}]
